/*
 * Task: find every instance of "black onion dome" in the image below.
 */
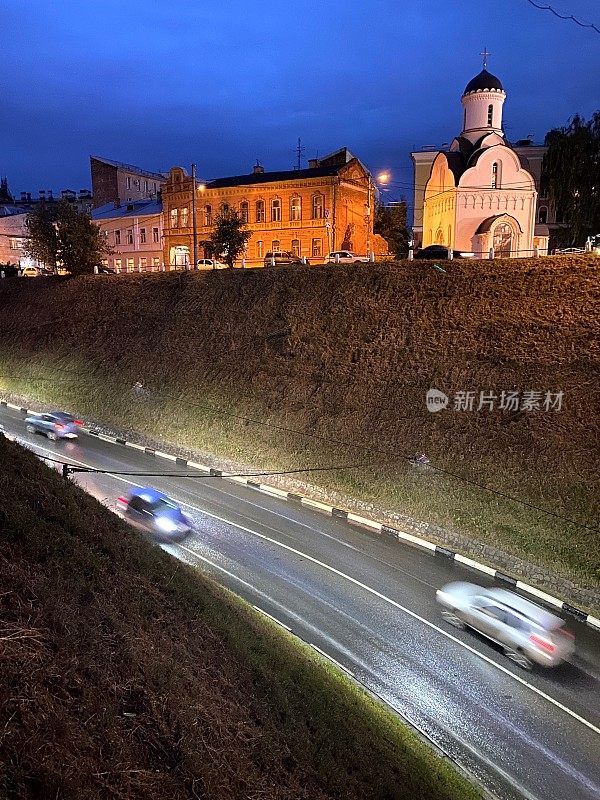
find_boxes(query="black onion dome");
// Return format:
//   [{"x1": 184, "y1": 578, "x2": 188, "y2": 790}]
[{"x1": 463, "y1": 69, "x2": 504, "y2": 95}]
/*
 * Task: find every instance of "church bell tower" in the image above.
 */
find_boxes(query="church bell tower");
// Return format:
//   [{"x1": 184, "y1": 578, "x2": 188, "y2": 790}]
[{"x1": 460, "y1": 49, "x2": 506, "y2": 144}]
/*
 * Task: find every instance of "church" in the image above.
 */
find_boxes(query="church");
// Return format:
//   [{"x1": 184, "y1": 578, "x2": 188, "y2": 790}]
[{"x1": 411, "y1": 59, "x2": 549, "y2": 258}]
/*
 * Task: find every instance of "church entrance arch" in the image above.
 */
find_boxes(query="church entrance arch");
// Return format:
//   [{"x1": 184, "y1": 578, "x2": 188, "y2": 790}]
[{"x1": 492, "y1": 223, "x2": 512, "y2": 256}]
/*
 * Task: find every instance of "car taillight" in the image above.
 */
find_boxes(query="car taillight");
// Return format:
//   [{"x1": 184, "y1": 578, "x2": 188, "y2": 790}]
[
  {"x1": 54, "y1": 423, "x2": 65, "y2": 430},
  {"x1": 530, "y1": 633, "x2": 555, "y2": 653},
  {"x1": 117, "y1": 496, "x2": 129, "y2": 507},
  {"x1": 74, "y1": 419, "x2": 83, "y2": 426}
]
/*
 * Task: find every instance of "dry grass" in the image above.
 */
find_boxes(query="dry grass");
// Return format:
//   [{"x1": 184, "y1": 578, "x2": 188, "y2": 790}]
[
  {"x1": 0, "y1": 255, "x2": 598, "y2": 595},
  {"x1": 0, "y1": 436, "x2": 478, "y2": 800}
]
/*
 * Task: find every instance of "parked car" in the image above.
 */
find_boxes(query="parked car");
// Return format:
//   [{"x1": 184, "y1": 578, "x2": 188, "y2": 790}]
[
  {"x1": 414, "y1": 245, "x2": 474, "y2": 259},
  {"x1": 25, "y1": 411, "x2": 82, "y2": 440},
  {"x1": 98, "y1": 266, "x2": 117, "y2": 274},
  {"x1": 116, "y1": 487, "x2": 192, "y2": 541},
  {"x1": 0, "y1": 264, "x2": 19, "y2": 278},
  {"x1": 326, "y1": 250, "x2": 370, "y2": 264},
  {"x1": 263, "y1": 251, "x2": 303, "y2": 267},
  {"x1": 197, "y1": 258, "x2": 228, "y2": 270},
  {"x1": 436, "y1": 581, "x2": 575, "y2": 669},
  {"x1": 21, "y1": 266, "x2": 40, "y2": 277}
]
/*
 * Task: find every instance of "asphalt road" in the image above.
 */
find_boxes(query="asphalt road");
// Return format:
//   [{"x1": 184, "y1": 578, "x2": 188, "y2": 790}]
[{"x1": 2, "y1": 405, "x2": 599, "y2": 800}]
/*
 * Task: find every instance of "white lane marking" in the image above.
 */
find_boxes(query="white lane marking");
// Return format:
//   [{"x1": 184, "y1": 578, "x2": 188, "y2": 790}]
[
  {"x1": 10, "y1": 431, "x2": 600, "y2": 736},
  {"x1": 253, "y1": 606, "x2": 292, "y2": 631},
  {"x1": 454, "y1": 553, "x2": 497, "y2": 576},
  {"x1": 124, "y1": 441, "x2": 147, "y2": 452},
  {"x1": 156, "y1": 451, "x2": 177, "y2": 462},
  {"x1": 301, "y1": 497, "x2": 334, "y2": 513},
  {"x1": 347, "y1": 512, "x2": 383, "y2": 531}
]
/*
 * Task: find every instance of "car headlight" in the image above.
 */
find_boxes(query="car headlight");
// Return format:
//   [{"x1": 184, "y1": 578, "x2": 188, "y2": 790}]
[{"x1": 155, "y1": 517, "x2": 178, "y2": 533}]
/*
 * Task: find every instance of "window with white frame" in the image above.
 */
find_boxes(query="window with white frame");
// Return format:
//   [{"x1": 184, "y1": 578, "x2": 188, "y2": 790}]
[
  {"x1": 204, "y1": 205, "x2": 212, "y2": 226},
  {"x1": 127, "y1": 228, "x2": 133, "y2": 245},
  {"x1": 290, "y1": 196, "x2": 301, "y2": 221},
  {"x1": 312, "y1": 238, "x2": 322, "y2": 258},
  {"x1": 152, "y1": 257, "x2": 160, "y2": 267},
  {"x1": 291, "y1": 239, "x2": 300, "y2": 256},
  {"x1": 271, "y1": 198, "x2": 281, "y2": 222},
  {"x1": 140, "y1": 228, "x2": 146, "y2": 244},
  {"x1": 152, "y1": 227, "x2": 159, "y2": 242},
  {"x1": 240, "y1": 201, "x2": 249, "y2": 223},
  {"x1": 256, "y1": 240, "x2": 264, "y2": 258},
  {"x1": 114, "y1": 258, "x2": 122, "y2": 269},
  {"x1": 140, "y1": 257, "x2": 147, "y2": 268},
  {"x1": 144, "y1": 180, "x2": 148, "y2": 192},
  {"x1": 126, "y1": 258, "x2": 134, "y2": 271},
  {"x1": 271, "y1": 240, "x2": 280, "y2": 252},
  {"x1": 126, "y1": 177, "x2": 131, "y2": 189},
  {"x1": 220, "y1": 203, "x2": 229, "y2": 217},
  {"x1": 181, "y1": 207, "x2": 189, "y2": 226},
  {"x1": 255, "y1": 200, "x2": 265, "y2": 222},
  {"x1": 170, "y1": 208, "x2": 178, "y2": 228},
  {"x1": 491, "y1": 162, "x2": 500, "y2": 189},
  {"x1": 312, "y1": 193, "x2": 324, "y2": 219}
]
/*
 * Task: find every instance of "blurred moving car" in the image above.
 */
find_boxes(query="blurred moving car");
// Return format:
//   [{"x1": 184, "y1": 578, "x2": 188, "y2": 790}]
[
  {"x1": 21, "y1": 266, "x2": 40, "y2": 277},
  {"x1": 326, "y1": 250, "x2": 370, "y2": 264},
  {"x1": 197, "y1": 258, "x2": 228, "y2": 270},
  {"x1": 263, "y1": 251, "x2": 303, "y2": 267},
  {"x1": 116, "y1": 487, "x2": 192, "y2": 541},
  {"x1": 25, "y1": 411, "x2": 82, "y2": 440},
  {"x1": 414, "y1": 245, "x2": 474, "y2": 259},
  {"x1": 436, "y1": 581, "x2": 575, "y2": 669}
]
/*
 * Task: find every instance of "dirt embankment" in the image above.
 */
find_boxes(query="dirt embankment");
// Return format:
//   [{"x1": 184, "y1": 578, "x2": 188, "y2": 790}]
[{"x1": 0, "y1": 256, "x2": 598, "y2": 593}]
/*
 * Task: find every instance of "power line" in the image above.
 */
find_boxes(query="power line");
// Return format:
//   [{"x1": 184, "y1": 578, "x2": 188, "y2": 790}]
[
  {"x1": 525, "y1": 0, "x2": 600, "y2": 34},
  {"x1": 1, "y1": 364, "x2": 597, "y2": 533}
]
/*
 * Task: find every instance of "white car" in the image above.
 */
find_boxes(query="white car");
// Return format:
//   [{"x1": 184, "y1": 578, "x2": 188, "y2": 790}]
[
  {"x1": 326, "y1": 251, "x2": 370, "y2": 264},
  {"x1": 436, "y1": 582, "x2": 575, "y2": 669},
  {"x1": 196, "y1": 258, "x2": 228, "y2": 270}
]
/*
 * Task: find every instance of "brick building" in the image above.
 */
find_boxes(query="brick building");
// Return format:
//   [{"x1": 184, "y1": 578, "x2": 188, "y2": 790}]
[
  {"x1": 90, "y1": 156, "x2": 166, "y2": 209},
  {"x1": 162, "y1": 148, "x2": 388, "y2": 267}
]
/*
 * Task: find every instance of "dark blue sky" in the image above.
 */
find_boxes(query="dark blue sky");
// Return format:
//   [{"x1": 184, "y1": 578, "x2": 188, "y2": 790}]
[{"x1": 3, "y1": 0, "x2": 599, "y2": 204}]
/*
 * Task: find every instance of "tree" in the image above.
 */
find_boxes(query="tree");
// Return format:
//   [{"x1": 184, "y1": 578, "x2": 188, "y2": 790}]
[
  {"x1": 25, "y1": 201, "x2": 59, "y2": 269},
  {"x1": 374, "y1": 199, "x2": 410, "y2": 258},
  {"x1": 541, "y1": 111, "x2": 600, "y2": 247},
  {"x1": 25, "y1": 198, "x2": 110, "y2": 275},
  {"x1": 208, "y1": 211, "x2": 251, "y2": 268}
]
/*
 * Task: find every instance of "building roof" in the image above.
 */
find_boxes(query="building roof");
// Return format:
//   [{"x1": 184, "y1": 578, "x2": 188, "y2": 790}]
[
  {"x1": 90, "y1": 156, "x2": 167, "y2": 183},
  {"x1": 0, "y1": 205, "x2": 29, "y2": 218},
  {"x1": 463, "y1": 69, "x2": 504, "y2": 95},
  {"x1": 205, "y1": 164, "x2": 341, "y2": 190},
  {"x1": 91, "y1": 198, "x2": 162, "y2": 220}
]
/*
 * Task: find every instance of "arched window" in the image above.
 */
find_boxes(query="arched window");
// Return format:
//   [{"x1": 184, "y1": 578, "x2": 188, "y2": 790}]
[
  {"x1": 204, "y1": 205, "x2": 212, "y2": 226},
  {"x1": 538, "y1": 206, "x2": 548, "y2": 224},
  {"x1": 240, "y1": 201, "x2": 249, "y2": 223},
  {"x1": 487, "y1": 104, "x2": 493, "y2": 127},
  {"x1": 181, "y1": 207, "x2": 189, "y2": 227},
  {"x1": 220, "y1": 203, "x2": 229, "y2": 218},
  {"x1": 255, "y1": 199, "x2": 265, "y2": 222},
  {"x1": 491, "y1": 162, "x2": 499, "y2": 189},
  {"x1": 170, "y1": 208, "x2": 178, "y2": 228},
  {"x1": 290, "y1": 196, "x2": 301, "y2": 221},
  {"x1": 312, "y1": 193, "x2": 324, "y2": 219},
  {"x1": 271, "y1": 198, "x2": 281, "y2": 222}
]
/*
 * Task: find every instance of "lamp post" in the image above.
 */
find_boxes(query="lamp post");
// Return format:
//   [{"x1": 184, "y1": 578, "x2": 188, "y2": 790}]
[{"x1": 191, "y1": 163, "x2": 198, "y2": 270}]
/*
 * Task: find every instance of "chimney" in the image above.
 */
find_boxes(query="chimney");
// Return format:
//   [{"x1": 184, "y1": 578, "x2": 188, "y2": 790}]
[
  {"x1": 308, "y1": 158, "x2": 319, "y2": 169},
  {"x1": 252, "y1": 162, "x2": 264, "y2": 174}
]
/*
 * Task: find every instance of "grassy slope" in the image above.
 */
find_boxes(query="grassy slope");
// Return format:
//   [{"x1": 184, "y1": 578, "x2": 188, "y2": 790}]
[
  {"x1": 0, "y1": 436, "x2": 477, "y2": 800},
  {"x1": 0, "y1": 256, "x2": 598, "y2": 600}
]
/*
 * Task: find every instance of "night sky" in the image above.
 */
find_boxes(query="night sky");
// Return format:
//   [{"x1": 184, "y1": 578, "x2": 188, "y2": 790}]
[{"x1": 3, "y1": 0, "x2": 599, "y2": 208}]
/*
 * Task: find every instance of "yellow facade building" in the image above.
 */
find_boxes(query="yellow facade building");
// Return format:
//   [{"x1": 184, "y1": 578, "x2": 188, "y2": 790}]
[{"x1": 162, "y1": 148, "x2": 388, "y2": 267}]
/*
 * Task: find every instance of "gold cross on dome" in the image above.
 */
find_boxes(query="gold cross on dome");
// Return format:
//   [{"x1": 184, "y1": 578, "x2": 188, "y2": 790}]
[{"x1": 480, "y1": 47, "x2": 491, "y2": 69}]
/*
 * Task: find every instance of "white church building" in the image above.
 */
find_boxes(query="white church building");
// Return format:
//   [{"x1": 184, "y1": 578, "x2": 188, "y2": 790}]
[{"x1": 411, "y1": 62, "x2": 550, "y2": 257}]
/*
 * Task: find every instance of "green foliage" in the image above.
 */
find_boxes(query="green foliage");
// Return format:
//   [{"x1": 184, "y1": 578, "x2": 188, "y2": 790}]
[
  {"x1": 542, "y1": 111, "x2": 600, "y2": 246},
  {"x1": 208, "y1": 211, "x2": 251, "y2": 267},
  {"x1": 374, "y1": 200, "x2": 410, "y2": 257},
  {"x1": 24, "y1": 201, "x2": 59, "y2": 268},
  {"x1": 25, "y1": 198, "x2": 110, "y2": 275}
]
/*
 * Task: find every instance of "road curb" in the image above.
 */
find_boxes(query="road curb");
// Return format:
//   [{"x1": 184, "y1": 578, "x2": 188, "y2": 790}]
[{"x1": 3, "y1": 398, "x2": 599, "y2": 630}]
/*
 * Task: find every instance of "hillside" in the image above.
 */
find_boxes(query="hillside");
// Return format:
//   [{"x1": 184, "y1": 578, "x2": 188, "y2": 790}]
[
  {"x1": 0, "y1": 435, "x2": 476, "y2": 799},
  {"x1": 0, "y1": 255, "x2": 598, "y2": 602}
]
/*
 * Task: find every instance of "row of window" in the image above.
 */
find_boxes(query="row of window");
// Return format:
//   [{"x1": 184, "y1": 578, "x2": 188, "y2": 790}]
[
  {"x1": 255, "y1": 238, "x2": 323, "y2": 259},
  {"x1": 125, "y1": 177, "x2": 159, "y2": 193},
  {"x1": 108, "y1": 256, "x2": 162, "y2": 270},
  {"x1": 112, "y1": 226, "x2": 160, "y2": 245},
  {"x1": 169, "y1": 194, "x2": 326, "y2": 228}
]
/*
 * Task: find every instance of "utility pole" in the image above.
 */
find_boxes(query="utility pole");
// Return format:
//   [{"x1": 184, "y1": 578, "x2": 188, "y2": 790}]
[
  {"x1": 366, "y1": 174, "x2": 372, "y2": 257},
  {"x1": 191, "y1": 162, "x2": 198, "y2": 270}
]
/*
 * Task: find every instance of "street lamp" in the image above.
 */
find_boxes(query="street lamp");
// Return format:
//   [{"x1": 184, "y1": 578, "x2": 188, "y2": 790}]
[{"x1": 191, "y1": 163, "x2": 197, "y2": 270}]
